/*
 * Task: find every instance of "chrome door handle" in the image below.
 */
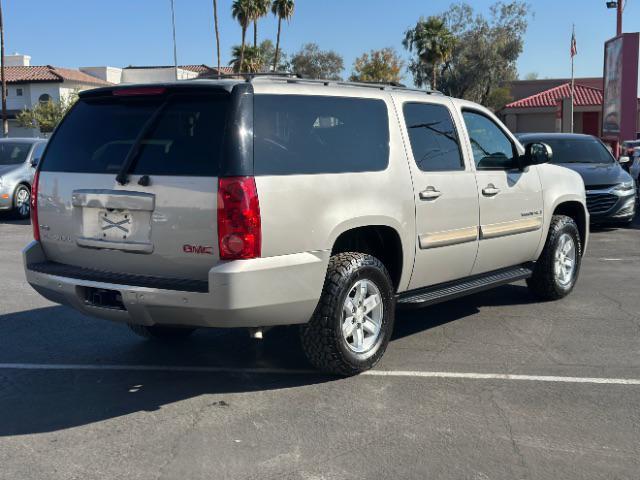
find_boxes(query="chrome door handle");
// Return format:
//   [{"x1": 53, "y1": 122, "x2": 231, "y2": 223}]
[
  {"x1": 419, "y1": 187, "x2": 442, "y2": 200},
  {"x1": 482, "y1": 185, "x2": 501, "y2": 197}
]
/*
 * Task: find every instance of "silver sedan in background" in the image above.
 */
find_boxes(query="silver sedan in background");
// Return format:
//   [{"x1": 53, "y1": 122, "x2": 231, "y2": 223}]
[{"x1": 0, "y1": 138, "x2": 47, "y2": 219}]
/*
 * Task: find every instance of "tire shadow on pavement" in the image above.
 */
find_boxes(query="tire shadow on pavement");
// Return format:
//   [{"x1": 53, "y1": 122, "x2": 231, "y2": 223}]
[{"x1": 0, "y1": 283, "x2": 536, "y2": 437}]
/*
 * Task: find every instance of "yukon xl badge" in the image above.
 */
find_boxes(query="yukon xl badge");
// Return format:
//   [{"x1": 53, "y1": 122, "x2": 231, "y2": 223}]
[
  {"x1": 183, "y1": 244, "x2": 213, "y2": 255},
  {"x1": 521, "y1": 210, "x2": 542, "y2": 217}
]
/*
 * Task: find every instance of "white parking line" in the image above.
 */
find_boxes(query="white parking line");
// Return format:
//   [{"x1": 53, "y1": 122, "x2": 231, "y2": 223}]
[
  {"x1": 1, "y1": 363, "x2": 640, "y2": 385},
  {"x1": 363, "y1": 370, "x2": 640, "y2": 385}
]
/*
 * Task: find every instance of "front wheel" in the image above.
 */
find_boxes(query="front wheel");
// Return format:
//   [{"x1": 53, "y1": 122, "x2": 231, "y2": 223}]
[
  {"x1": 300, "y1": 252, "x2": 395, "y2": 376},
  {"x1": 12, "y1": 185, "x2": 30, "y2": 219},
  {"x1": 527, "y1": 215, "x2": 582, "y2": 301}
]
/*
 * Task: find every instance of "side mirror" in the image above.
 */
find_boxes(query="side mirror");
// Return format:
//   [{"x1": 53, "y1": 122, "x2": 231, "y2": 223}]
[
  {"x1": 520, "y1": 142, "x2": 552, "y2": 169},
  {"x1": 618, "y1": 156, "x2": 630, "y2": 165}
]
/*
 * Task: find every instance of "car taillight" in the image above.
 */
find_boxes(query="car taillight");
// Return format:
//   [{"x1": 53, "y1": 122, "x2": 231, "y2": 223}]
[
  {"x1": 217, "y1": 177, "x2": 261, "y2": 260},
  {"x1": 31, "y1": 170, "x2": 40, "y2": 241}
]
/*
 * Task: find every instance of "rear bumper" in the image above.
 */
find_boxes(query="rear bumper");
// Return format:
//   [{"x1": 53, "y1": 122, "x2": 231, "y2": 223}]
[{"x1": 23, "y1": 241, "x2": 329, "y2": 328}]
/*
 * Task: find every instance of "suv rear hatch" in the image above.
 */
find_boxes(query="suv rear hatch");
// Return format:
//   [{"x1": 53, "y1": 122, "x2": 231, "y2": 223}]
[{"x1": 35, "y1": 83, "x2": 252, "y2": 283}]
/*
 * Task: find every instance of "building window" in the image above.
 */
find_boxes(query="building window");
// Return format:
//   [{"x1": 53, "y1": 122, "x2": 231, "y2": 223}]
[
  {"x1": 16, "y1": 88, "x2": 23, "y2": 97},
  {"x1": 39, "y1": 93, "x2": 52, "y2": 103}
]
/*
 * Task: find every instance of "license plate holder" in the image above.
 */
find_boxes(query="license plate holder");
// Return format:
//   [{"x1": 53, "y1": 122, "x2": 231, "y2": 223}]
[{"x1": 99, "y1": 209, "x2": 133, "y2": 241}]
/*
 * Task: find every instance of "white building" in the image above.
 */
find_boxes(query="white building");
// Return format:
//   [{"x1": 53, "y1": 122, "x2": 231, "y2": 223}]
[
  {"x1": 4, "y1": 53, "x2": 234, "y2": 137},
  {"x1": 5, "y1": 53, "x2": 112, "y2": 137},
  {"x1": 79, "y1": 64, "x2": 232, "y2": 84}
]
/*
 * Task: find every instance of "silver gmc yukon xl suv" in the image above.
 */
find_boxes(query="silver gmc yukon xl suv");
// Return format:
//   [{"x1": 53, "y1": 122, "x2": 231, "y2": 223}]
[{"x1": 24, "y1": 77, "x2": 589, "y2": 375}]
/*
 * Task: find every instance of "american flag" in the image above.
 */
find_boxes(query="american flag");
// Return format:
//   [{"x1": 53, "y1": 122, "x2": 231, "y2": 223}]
[{"x1": 571, "y1": 27, "x2": 578, "y2": 58}]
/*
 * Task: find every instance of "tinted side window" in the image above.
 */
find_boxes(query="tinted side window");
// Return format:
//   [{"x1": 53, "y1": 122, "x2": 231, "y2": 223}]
[
  {"x1": 41, "y1": 94, "x2": 228, "y2": 176},
  {"x1": 403, "y1": 103, "x2": 464, "y2": 172},
  {"x1": 462, "y1": 111, "x2": 516, "y2": 170},
  {"x1": 254, "y1": 95, "x2": 389, "y2": 175}
]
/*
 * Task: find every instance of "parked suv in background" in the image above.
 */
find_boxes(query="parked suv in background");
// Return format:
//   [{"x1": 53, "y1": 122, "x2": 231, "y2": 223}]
[
  {"x1": 24, "y1": 77, "x2": 589, "y2": 375},
  {"x1": 518, "y1": 133, "x2": 635, "y2": 225},
  {"x1": 0, "y1": 138, "x2": 46, "y2": 219}
]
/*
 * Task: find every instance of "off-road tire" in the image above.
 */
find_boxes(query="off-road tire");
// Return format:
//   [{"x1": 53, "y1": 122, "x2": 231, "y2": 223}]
[
  {"x1": 300, "y1": 252, "x2": 395, "y2": 376},
  {"x1": 128, "y1": 324, "x2": 196, "y2": 341},
  {"x1": 527, "y1": 215, "x2": 582, "y2": 301}
]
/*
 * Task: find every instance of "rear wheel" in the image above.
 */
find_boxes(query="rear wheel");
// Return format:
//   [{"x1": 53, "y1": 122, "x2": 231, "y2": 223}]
[
  {"x1": 527, "y1": 215, "x2": 582, "y2": 301},
  {"x1": 300, "y1": 252, "x2": 395, "y2": 376},
  {"x1": 128, "y1": 324, "x2": 196, "y2": 341},
  {"x1": 12, "y1": 185, "x2": 30, "y2": 219}
]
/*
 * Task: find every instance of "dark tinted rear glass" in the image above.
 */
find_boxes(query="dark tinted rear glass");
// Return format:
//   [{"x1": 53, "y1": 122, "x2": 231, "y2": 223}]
[
  {"x1": 41, "y1": 94, "x2": 229, "y2": 176},
  {"x1": 254, "y1": 95, "x2": 389, "y2": 175},
  {"x1": 0, "y1": 142, "x2": 31, "y2": 165},
  {"x1": 403, "y1": 103, "x2": 463, "y2": 171}
]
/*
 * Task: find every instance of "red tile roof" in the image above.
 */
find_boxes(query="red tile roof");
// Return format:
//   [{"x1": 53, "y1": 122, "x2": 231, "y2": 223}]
[
  {"x1": 504, "y1": 83, "x2": 603, "y2": 109},
  {"x1": 4, "y1": 65, "x2": 111, "y2": 86},
  {"x1": 180, "y1": 64, "x2": 216, "y2": 74}
]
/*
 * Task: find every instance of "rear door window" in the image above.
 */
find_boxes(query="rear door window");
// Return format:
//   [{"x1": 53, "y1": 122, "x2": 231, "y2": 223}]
[
  {"x1": 41, "y1": 93, "x2": 229, "y2": 176},
  {"x1": 254, "y1": 95, "x2": 390, "y2": 175},
  {"x1": 403, "y1": 103, "x2": 464, "y2": 172}
]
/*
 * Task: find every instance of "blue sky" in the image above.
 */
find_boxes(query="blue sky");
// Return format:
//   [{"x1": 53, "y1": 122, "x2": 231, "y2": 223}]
[{"x1": 4, "y1": 0, "x2": 640, "y2": 82}]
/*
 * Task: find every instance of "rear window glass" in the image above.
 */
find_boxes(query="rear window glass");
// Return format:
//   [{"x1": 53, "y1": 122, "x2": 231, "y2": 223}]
[
  {"x1": 254, "y1": 95, "x2": 389, "y2": 175},
  {"x1": 0, "y1": 142, "x2": 31, "y2": 165},
  {"x1": 541, "y1": 138, "x2": 614, "y2": 164},
  {"x1": 41, "y1": 94, "x2": 229, "y2": 176}
]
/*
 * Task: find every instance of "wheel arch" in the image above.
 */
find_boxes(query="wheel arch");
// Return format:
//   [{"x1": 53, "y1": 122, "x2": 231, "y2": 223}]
[
  {"x1": 330, "y1": 222, "x2": 407, "y2": 292},
  {"x1": 552, "y1": 200, "x2": 588, "y2": 254}
]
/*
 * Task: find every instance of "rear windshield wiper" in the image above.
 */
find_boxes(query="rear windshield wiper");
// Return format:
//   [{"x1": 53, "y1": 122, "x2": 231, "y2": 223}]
[{"x1": 115, "y1": 99, "x2": 171, "y2": 185}]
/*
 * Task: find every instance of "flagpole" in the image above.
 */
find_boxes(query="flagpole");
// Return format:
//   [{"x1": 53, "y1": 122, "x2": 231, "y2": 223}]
[{"x1": 570, "y1": 24, "x2": 575, "y2": 133}]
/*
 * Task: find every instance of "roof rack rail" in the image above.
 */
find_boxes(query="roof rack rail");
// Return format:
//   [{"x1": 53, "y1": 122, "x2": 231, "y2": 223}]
[
  {"x1": 199, "y1": 72, "x2": 304, "y2": 81},
  {"x1": 250, "y1": 75, "x2": 442, "y2": 95},
  {"x1": 197, "y1": 71, "x2": 442, "y2": 95}
]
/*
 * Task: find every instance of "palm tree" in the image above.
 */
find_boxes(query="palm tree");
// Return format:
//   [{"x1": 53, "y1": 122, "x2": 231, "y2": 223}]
[
  {"x1": 271, "y1": 0, "x2": 295, "y2": 72},
  {"x1": 403, "y1": 16, "x2": 455, "y2": 89},
  {"x1": 252, "y1": 0, "x2": 270, "y2": 48},
  {"x1": 231, "y1": 0, "x2": 252, "y2": 73},
  {"x1": 229, "y1": 45, "x2": 265, "y2": 73},
  {"x1": 213, "y1": 0, "x2": 221, "y2": 77}
]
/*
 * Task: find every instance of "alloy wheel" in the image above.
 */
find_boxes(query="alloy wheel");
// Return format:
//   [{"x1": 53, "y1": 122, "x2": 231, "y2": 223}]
[{"x1": 341, "y1": 279, "x2": 383, "y2": 354}]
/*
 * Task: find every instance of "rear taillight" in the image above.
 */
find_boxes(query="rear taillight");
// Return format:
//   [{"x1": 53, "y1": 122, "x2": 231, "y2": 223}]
[
  {"x1": 217, "y1": 177, "x2": 261, "y2": 260},
  {"x1": 31, "y1": 170, "x2": 40, "y2": 241}
]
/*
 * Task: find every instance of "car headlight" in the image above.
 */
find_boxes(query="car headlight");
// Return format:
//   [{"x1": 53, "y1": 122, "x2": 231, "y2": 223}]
[{"x1": 613, "y1": 180, "x2": 635, "y2": 194}]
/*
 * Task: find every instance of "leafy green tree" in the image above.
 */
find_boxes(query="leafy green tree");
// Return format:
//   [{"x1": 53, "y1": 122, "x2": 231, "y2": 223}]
[
  {"x1": 403, "y1": 16, "x2": 456, "y2": 89},
  {"x1": 16, "y1": 92, "x2": 78, "y2": 134},
  {"x1": 523, "y1": 72, "x2": 539, "y2": 80},
  {"x1": 438, "y1": 1, "x2": 532, "y2": 106},
  {"x1": 485, "y1": 86, "x2": 513, "y2": 111},
  {"x1": 290, "y1": 43, "x2": 344, "y2": 80},
  {"x1": 231, "y1": 0, "x2": 253, "y2": 72},
  {"x1": 271, "y1": 0, "x2": 295, "y2": 72},
  {"x1": 349, "y1": 48, "x2": 404, "y2": 84}
]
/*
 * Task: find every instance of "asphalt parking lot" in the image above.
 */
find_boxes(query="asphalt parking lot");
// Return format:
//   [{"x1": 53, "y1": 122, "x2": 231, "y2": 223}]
[{"x1": 1, "y1": 215, "x2": 639, "y2": 480}]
